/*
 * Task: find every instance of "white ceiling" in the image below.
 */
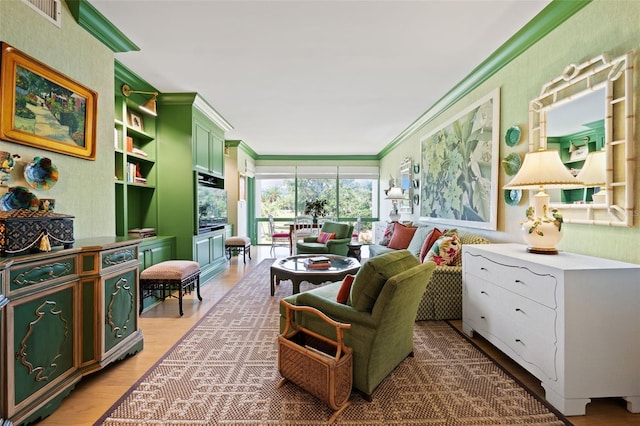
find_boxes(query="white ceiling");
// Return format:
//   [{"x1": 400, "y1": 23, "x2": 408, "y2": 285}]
[{"x1": 88, "y1": 0, "x2": 550, "y2": 156}]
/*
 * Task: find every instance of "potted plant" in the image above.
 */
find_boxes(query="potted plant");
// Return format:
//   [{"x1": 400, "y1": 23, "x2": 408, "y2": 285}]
[{"x1": 304, "y1": 199, "x2": 328, "y2": 223}]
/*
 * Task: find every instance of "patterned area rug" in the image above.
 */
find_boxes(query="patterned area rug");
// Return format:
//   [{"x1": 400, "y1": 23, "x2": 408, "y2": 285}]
[{"x1": 97, "y1": 259, "x2": 570, "y2": 425}]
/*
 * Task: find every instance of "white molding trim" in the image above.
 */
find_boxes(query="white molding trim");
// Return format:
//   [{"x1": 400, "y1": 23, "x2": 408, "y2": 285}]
[{"x1": 193, "y1": 95, "x2": 233, "y2": 132}]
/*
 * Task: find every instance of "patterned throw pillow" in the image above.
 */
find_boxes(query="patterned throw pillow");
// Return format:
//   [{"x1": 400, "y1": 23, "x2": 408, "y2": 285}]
[
  {"x1": 379, "y1": 222, "x2": 395, "y2": 246},
  {"x1": 316, "y1": 231, "x2": 336, "y2": 244},
  {"x1": 425, "y1": 229, "x2": 461, "y2": 265},
  {"x1": 419, "y1": 227, "x2": 443, "y2": 262},
  {"x1": 387, "y1": 222, "x2": 418, "y2": 250},
  {"x1": 336, "y1": 274, "x2": 355, "y2": 304}
]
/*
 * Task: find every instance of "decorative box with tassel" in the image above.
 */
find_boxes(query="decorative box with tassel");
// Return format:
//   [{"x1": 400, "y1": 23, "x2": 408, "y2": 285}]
[{"x1": 0, "y1": 209, "x2": 74, "y2": 256}]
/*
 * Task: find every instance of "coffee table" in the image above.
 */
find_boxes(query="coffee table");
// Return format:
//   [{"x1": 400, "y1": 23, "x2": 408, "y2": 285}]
[{"x1": 270, "y1": 255, "x2": 361, "y2": 296}]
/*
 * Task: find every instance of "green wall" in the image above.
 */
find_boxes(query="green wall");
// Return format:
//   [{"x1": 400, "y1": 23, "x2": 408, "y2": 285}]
[
  {"x1": 0, "y1": 0, "x2": 115, "y2": 238},
  {"x1": 380, "y1": 0, "x2": 640, "y2": 263}
]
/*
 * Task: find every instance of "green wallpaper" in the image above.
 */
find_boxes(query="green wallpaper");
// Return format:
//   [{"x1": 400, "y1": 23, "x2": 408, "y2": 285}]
[
  {"x1": 0, "y1": 0, "x2": 115, "y2": 238},
  {"x1": 381, "y1": 0, "x2": 640, "y2": 263}
]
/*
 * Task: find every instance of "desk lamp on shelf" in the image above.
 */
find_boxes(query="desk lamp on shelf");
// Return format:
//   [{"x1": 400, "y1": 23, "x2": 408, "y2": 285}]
[{"x1": 504, "y1": 149, "x2": 582, "y2": 254}]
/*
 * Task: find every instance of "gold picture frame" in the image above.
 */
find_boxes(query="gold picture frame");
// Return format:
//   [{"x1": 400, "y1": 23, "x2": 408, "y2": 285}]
[{"x1": 0, "y1": 43, "x2": 97, "y2": 160}]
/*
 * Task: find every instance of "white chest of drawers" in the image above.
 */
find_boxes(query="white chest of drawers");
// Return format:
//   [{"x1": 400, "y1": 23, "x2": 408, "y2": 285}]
[{"x1": 462, "y1": 243, "x2": 640, "y2": 416}]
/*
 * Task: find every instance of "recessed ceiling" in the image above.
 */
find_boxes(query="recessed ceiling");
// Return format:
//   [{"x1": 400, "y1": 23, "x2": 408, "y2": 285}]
[{"x1": 89, "y1": 0, "x2": 550, "y2": 156}]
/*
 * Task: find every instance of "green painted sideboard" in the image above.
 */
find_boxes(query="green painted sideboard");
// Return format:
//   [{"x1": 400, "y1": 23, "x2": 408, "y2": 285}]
[{"x1": 0, "y1": 237, "x2": 144, "y2": 425}]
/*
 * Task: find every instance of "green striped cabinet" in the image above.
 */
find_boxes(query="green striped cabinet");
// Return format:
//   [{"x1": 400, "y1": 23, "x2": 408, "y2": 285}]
[{"x1": 1, "y1": 238, "x2": 143, "y2": 425}]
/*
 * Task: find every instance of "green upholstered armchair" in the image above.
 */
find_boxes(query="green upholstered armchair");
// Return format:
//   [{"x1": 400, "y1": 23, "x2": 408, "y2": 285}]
[
  {"x1": 280, "y1": 250, "x2": 436, "y2": 399},
  {"x1": 296, "y1": 221, "x2": 354, "y2": 256}
]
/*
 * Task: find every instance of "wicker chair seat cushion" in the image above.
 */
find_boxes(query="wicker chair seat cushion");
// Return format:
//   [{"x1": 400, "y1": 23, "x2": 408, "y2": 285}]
[
  {"x1": 225, "y1": 236, "x2": 251, "y2": 246},
  {"x1": 140, "y1": 260, "x2": 200, "y2": 280}
]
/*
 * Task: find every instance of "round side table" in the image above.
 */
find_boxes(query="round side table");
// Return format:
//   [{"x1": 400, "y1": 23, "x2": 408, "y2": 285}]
[{"x1": 347, "y1": 242, "x2": 362, "y2": 262}]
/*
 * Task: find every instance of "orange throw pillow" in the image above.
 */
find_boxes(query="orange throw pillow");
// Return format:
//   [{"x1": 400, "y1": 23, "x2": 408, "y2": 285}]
[
  {"x1": 419, "y1": 228, "x2": 443, "y2": 262},
  {"x1": 336, "y1": 274, "x2": 355, "y2": 304},
  {"x1": 387, "y1": 222, "x2": 418, "y2": 250}
]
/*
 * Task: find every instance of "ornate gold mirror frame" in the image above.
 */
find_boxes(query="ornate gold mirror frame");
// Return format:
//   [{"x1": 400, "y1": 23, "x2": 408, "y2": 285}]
[{"x1": 529, "y1": 52, "x2": 634, "y2": 226}]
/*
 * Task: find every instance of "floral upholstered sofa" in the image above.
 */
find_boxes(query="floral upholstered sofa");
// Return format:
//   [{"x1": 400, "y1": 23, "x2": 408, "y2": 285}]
[{"x1": 368, "y1": 223, "x2": 490, "y2": 320}]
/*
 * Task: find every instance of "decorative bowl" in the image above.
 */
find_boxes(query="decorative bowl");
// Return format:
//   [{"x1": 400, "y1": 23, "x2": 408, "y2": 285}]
[
  {"x1": 0, "y1": 186, "x2": 39, "y2": 211},
  {"x1": 505, "y1": 125, "x2": 522, "y2": 147},
  {"x1": 502, "y1": 152, "x2": 522, "y2": 176},
  {"x1": 504, "y1": 189, "x2": 522, "y2": 206},
  {"x1": 24, "y1": 157, "x2": 59, "y2": 190}
]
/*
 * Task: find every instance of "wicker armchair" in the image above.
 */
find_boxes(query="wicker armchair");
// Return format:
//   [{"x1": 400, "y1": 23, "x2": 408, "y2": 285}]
[{"x1": 280, "y1": 250, "x2": 436, "y2": 400}]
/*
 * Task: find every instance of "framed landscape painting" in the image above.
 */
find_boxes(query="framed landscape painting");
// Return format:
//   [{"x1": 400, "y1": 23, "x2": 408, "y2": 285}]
[
  {"x1": 0, "y1": 43, "x2": 97, "y2": 160},
  {"x1": 419, "y1": 88, "x2": 500, "y2": 230}
]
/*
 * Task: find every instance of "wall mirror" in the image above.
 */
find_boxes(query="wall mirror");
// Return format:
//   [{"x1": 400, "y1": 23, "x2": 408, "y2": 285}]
[
  {"x1": 399, "y1": 157, "x2": 414, "y2": 215},
  {"x1": 529, "y1": 52, "x2": 634, "y2": 226}
]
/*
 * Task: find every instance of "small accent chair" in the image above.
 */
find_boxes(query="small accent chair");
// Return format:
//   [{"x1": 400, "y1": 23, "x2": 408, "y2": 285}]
[
  {"x1": 292, "y1": 216, "x2": 316, "y2": 254},
  {"x1": 280, "y1": 250, "x2": 436, "y2": 399},
  {"x1": 296, "y1": 221, "x2": 353, "y2": 256},
  {"x1": 268, "y1": 214, "x2": 290, "y2": 256}
]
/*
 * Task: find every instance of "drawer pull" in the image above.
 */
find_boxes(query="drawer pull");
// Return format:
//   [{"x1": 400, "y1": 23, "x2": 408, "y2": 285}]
[
  {"x1": 480, "y1": 290, "x2": 487, "y2": 295},
  {"x1": 480, "y1": 316, "x2": 486, "y2": 319},
  {"x1": 515, "y1": 279, "x2": 525, "y2": 284},
  {"x1": 515, "y1": 339, "x2": 523, "y2": 344},
  {"x1": 480, "y1": 267, "x2": 488, "y2": 271},
  {"x1": 515, "y1": 308, "x2": 524, "y2": 313}
]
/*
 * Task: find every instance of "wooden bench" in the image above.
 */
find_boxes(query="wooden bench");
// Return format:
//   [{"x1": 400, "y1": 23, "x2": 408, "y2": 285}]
[{"x1": 139, "y1": 260, "x2": 201, "y2": 316}]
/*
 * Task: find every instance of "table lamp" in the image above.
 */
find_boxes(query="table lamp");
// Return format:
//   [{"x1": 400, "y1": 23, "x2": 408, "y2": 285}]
[
  {"x1": 504, "y1": 149, "x2": 582, "y2": 254},
  {"x1": 575, "y1": 149, "x2": 606, "y2": 204},
  {"x1": 385, "y1": 187, "x2": 404, "y2": 222}
]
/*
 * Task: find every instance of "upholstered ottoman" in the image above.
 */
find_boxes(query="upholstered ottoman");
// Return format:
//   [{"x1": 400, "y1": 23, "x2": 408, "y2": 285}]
[
  {"x1": 139, "y1": 260, "x2": 202, "y2": 316},
  {"x1": 225, "y1": 236, "x2": 251, "y2": 264}
]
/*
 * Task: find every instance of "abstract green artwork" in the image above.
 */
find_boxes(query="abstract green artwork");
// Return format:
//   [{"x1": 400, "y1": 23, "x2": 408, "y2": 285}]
[{"x1": 419, "y1": 88, "x2": 499, "y2": 230}]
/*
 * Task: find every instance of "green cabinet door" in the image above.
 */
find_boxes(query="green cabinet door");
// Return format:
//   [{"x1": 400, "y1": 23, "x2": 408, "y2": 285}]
[
  {"x1": 211, "y1": 232, "x2": 224, "y2": 261},
  {"x1": 195, "y1": 236, "x2": 211, "y2": 267},
  {"x1": 13, "y1": 286, "x2": 76, "y2": 406},
  {"x1": 193, "y1": 115, "x2": 225, "y2": 178},
  {"x1": 139, "y1": 237, "x2": 176, "y2": 271},
  {"x1": 103, "y1": 268, "x2": 138, "y2": 354},
  {"x1": 0, "y1": 293, "x2": 6, "y2": 423},
  {"x1": 193, "y1": 118, "x2": 211, "y2": 174},
  {"x1": 210, "y1": 133, "x2": 224, "y2": 177}
]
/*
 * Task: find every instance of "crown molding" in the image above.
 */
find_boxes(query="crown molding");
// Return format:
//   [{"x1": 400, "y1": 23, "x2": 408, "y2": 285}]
[
  {"x1": 67, "y1": 0, "x2": 139, "y2": 53},
  {"x1": 226, "y1": 140, "x2": 259, "y2": 159},
  {"x1": 378, "y1": 0, "x2": 592, "y2": 158},
  {"x1": 255, "y1": 154, "x2": 379, "y2": 161}
]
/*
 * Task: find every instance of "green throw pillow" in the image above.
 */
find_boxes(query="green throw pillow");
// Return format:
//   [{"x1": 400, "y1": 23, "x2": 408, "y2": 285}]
[{"x1": 349, "y1": 250, "x2": 420, "y2": 312}]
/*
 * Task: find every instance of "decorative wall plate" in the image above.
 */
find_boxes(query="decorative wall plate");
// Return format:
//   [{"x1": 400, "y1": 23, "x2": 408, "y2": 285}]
[
  {"x1": 504, "y1": 189, "x2": 522, "y2": 206},
  {"x1": 0, "y1": 151, "x2": 18, "y2": 185},
  {"x1": 413, "y1": 164, "x2": 420, "y2": 174},
  {"x1": 505, "y1": 125, "x2": 522, "y2": 147},
  {"x1": 24, "y1": 157, "x2": 59, "y2": 190},
  {"x1": 413, "y1": 194, "x2": 419, "y2": 206},
  {"x1": 502, "y1": 152, "x2": 522, "y2": 176},
  {"x1": 0, "y1": 186, "x2": 39, "y2": 211}
]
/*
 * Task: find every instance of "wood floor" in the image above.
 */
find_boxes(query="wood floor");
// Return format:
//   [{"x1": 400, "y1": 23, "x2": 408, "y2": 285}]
[{"x1": 36, "y1": 246, "x2": 638, "y2": 425}]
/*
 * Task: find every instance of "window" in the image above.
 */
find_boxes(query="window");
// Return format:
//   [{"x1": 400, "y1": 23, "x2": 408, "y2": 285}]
[{"x1": 255, "y1": 165, "x2": 379, "y2": 244}]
